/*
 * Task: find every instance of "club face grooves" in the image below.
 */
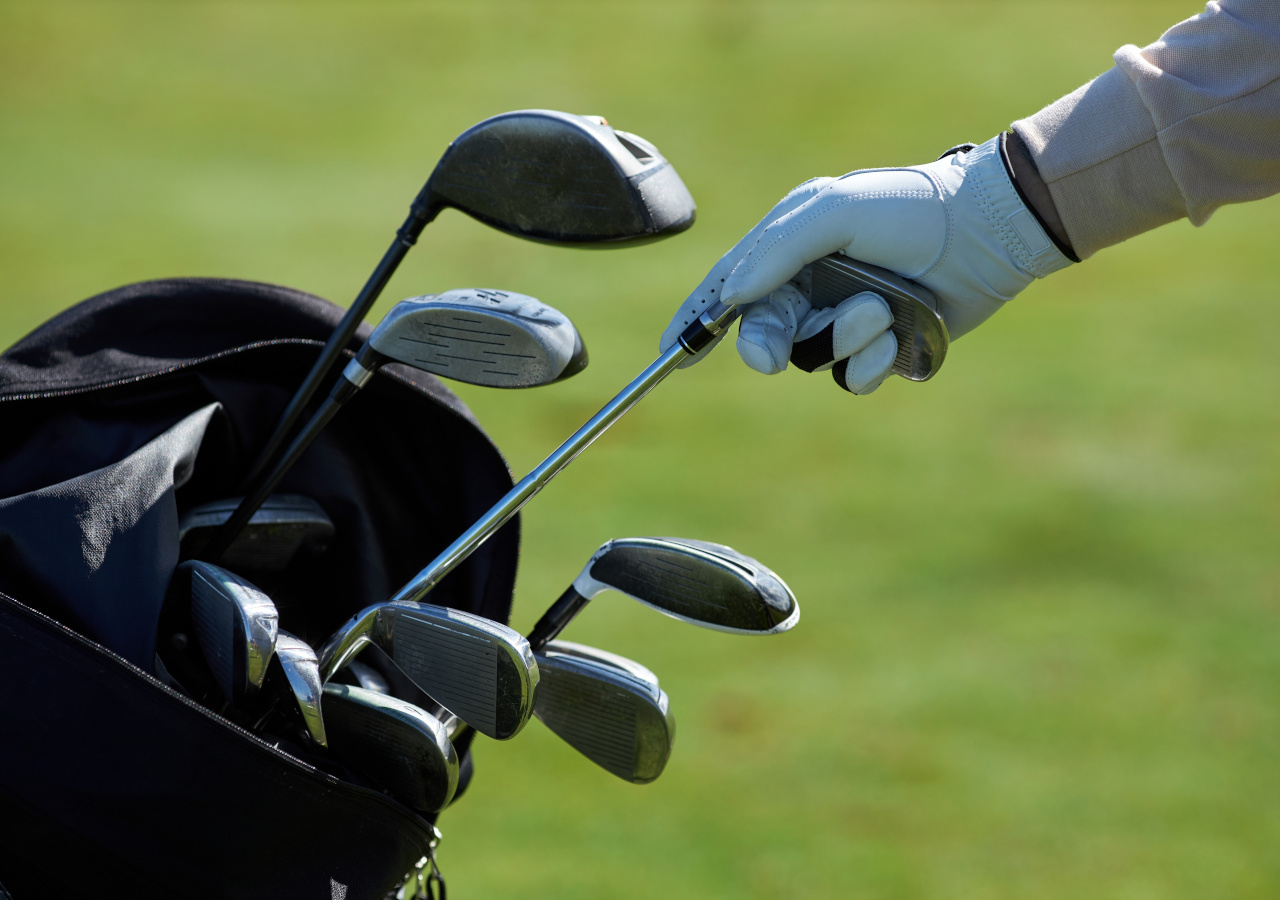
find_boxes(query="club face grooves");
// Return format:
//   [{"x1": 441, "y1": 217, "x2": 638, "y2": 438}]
[
  {"x1": 534, "y1": 645, "x2": 674, "y2": 784},
  {"x1": 586, "y1": 537, "x2": 799, "y2": 635},
  {"x1": 370, "y1": 602, "x2": 537, "y2": 740}
]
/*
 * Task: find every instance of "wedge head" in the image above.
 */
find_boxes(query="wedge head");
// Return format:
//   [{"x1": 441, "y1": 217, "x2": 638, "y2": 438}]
[
  {"x1": 423, "y1": 109, "x2": 696, "y2": 246},
  {"x1": 368, "y1": 289, "x2": 587, "y2": 388},
  {"x1": 576, "y1": 537, "x2": 799, "y2": 635},
  {"x1": 271, "y1": 631, "x2": 328, "y2": 748},
  {"x1": 534, "y1": 641, "x2": 674, "y2": 784}
]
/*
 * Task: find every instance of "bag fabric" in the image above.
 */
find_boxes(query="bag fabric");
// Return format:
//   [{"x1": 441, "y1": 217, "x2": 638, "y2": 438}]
[{"x1": 0, "y1": 278, "x2": 521, "y2": 898}]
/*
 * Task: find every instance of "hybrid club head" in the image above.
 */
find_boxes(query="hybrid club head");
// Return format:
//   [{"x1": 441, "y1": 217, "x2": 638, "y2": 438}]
[
  {"x1": 180, "y1": 494, "x2": 333, "y2": 570},
  {"x1": 323, "y1": 683, "x2": 459, "y2": 813},
  {"x1": 356, "y1": 288, "x2": 587, "y2": 389},
  {"x1": 527, "y1": 537, "x2": 799, "y2": 650},
  {"x1": 185, "y1": 561, "x2": 279, "y2": 704},
  {"x1": 318, "y1": 601, "x2": 538, "y2": 741},
  {"x1": 266, "y1": 631, "x2": 328, "y2": 748},
  {"x1": 534, "y1": 641, "x2": 674, "y2": 784},
  {"x1": 423, "y1": 109, "x2": 696, "y2": 246}
]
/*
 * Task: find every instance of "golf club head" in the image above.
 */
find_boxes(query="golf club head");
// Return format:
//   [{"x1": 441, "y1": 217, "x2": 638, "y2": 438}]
[
  {"x1": 365, "y1": 288, "x2": 587, "y2": 388},
  {"x1": 179, "y1": 494, "x2": 334, "y2": 570},
  {"x1": 804, "y1": 254, "x2": 949, "y2": 382},
  {"x1": 534, "y1": 641, "x2": 674, "y2": 784},
  {"x1": 270, "y1": 631, "x2": 328, "y2": 748},
  {"x1": 576, "y1": 537, "x2": 800, "y2": 635},
  {"x1": 423, "y1": 109, "x2": 696, "y2": 246},
  {"x1": 537, "y1": 639, "x2": 659, "y2": 688},
  {"x1": 184, "y1": 560, "x2": 279, "y2": 704},
  {"x1": 318, "y1": 601, "x2": 538, "y2": 741},
  {"x1": 323, "y1": 683, "x2": 459, "y2": 813}
]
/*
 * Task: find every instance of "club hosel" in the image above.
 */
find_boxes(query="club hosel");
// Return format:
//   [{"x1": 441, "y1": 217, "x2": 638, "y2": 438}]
[
  {"x1": 316, "y1": 607, "x2": 379, "y2": 682},
  {"x1": 405, "y1": 184, "x2": 444, "y2": 239},
  {"x1": 526, "y1": 584, "x2": 592, "y2": 652},
  {"x1": 333, "y1": 345, "x2": 389, "y2": 403}
]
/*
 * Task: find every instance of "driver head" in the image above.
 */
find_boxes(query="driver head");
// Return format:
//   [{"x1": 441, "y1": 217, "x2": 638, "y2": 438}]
[
  {"x1": 578, "y1": 537, "x2": 799, "y2": 635},
  {"x1": 423, "y1": 109, "x2": 696, "y2": 246},
  {"x1": 361, "y1": 289, "x2": 586, "y2": 388},
  {"x1": 534, "y1": 641, "x2": 674, "y2": 784}
]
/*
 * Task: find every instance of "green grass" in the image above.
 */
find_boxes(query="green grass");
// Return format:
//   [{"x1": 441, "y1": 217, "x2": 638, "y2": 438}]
[{"x1": 3, "y1": 2, "x2": 1279, "y2": 897}]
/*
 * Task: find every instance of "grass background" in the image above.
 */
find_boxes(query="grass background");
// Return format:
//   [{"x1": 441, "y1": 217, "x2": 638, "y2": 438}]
[{"x1": 3, "y1": 1, "x2": 1279, "y2": 897}]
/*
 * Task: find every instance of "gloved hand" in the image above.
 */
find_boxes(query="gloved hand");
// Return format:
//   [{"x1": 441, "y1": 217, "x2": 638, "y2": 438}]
[{"x1": 659, "y1": 134, "x2": 1075, "y2": 393}]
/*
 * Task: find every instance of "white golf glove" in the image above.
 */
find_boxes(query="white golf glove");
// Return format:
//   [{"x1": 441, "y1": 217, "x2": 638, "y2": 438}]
[{"x1": 659, "y1": 134, "x2": 1074, "y2": 393}]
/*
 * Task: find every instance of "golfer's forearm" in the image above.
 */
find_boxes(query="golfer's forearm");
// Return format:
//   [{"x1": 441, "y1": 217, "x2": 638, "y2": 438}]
[{"x1": 1011, "y1": 0, "x2": 1280, "y2": 259}]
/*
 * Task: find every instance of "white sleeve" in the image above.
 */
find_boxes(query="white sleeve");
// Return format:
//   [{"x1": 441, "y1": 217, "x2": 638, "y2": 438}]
[{"x1": 1011, "y1": 0, "x2": 1280, "y2": 258}]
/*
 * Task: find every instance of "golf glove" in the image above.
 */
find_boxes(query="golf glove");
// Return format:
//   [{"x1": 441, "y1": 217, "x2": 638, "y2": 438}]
[{"x1": 660, "y1": 134, "x2": 1074, "y2": 393}]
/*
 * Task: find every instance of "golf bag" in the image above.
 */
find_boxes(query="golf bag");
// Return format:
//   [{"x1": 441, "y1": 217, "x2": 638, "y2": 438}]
[{"x1": 0, "y1": 278, "x2": 521, "y2": 898}]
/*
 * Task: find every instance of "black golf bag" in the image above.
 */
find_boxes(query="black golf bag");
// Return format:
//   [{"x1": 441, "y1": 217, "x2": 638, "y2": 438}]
[{"x1": 0, "y1": 278, "x2": 521, "y2": 898}]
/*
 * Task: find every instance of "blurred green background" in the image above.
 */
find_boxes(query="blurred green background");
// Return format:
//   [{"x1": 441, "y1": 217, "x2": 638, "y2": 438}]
[{"x1": 3, "y1": 1, "x2": 1279, "y2": 897}]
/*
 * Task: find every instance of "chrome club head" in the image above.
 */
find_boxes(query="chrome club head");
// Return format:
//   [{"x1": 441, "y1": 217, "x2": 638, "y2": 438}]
[
  {"x1": 423, "y1": 109, "x2": 696, "y2": 246},
  {"x1": 185, "y1": 561, "x2": 279, "y2": 704},
  {"x1": 534, "y1": 641, "x2": 674, "y2": 784},
  {"x1": 322, "y1": 683, "x2": 459, "y2": 813},
  {"x1": 318, "y1": 601, "x2": 538, "y2": 741},
  {"x1": 527, "y1": 537, "x2": 799, "y2": 651},
  {"x1": 361, "y1": 289, "x2": 587, "y2": 389},
  {"x1": 269, "y1": 631, "x2": 328, "y2": 748},
  {"x1": 179, "y1": 494, "x2": 334, "y2": 570}
]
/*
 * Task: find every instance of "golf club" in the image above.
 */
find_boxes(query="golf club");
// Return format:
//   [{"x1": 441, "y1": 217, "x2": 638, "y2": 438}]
[
  {"x1": 316, "y1": 600, "x2": 538, "y2": 741},
  {"x1": 323, "y1": 683, "x2": 459, "y2": 813},
  {"x1": 258, "y1": 631, "x2": 328, "y2": 748},
  {"x1": 534, "y1": 640, "x2": 675, "y2": 784},
  {"x1": 527, "y1": 537, "x2": 799, "y2": 651},
  {"x1": 185, "y1": 560, "x2": 279, "y2": 706},
  {"x1": 245, "y1": 110, "x2": 694, "y2": 490},
  {"x1": 179, "y1": 494, "x2": 333, "y2": 569},
  {"x1": 383, "y1": 254, "x2": 945, "y2": 611},
  {"x1": 204, "y1": 288, "x2": 586, "y2": 560}
]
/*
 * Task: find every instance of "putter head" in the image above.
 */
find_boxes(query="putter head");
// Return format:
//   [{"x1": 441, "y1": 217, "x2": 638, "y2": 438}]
[
  {"x1": 806, "y1": 254, "x2": 949, "y2": 382},
  {"x1": 269, "y1": 632, "x2": 328, "y2": 748},
  {"x1": 323, "y1": 683, "x2": 459, "y2": 813},
  {"x1": 423, "y1": 109, "x2": 696, "y2": 246},
  {"x1": 318, "y1": 601, "x2": 538, "y2": 741},
  {"x1": 576, "y1": 537, "x2": 799, "y2": 635},
  {"x1": 184, "y1": 560, "x2": 279, "y2": 704},
  {"x1": 366, "y1": 289, "x2": 587, "y2": 388},
  {"x1": 179, "y1": 494, "x2": 334, "y2": 570},
  {"x1": 534, "y1": 641, "x2": 674, "y2": 784}
]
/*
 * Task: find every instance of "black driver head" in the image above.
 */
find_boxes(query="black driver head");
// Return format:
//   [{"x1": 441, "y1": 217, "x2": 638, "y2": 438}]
[{"x1": 422, "y1": 109, "x2": 696, "y2": 246}]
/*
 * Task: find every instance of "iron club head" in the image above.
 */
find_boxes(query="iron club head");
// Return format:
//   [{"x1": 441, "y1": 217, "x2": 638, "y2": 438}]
[
  {"x1": 527, "y1": 537, "x2": 799, "y2": 651},
  {"x1": 534, "y1": 641, "x2": 674, "y2": 784},
  {"x1": 265, "y1": 631, "x2": 328, "y2": 748},
  {"x1": 179, "y1": 494, "x2": 334, "y2": 570},
  {"x1": 317, "y1": 600, "x2": 538, "y2": 741},
  {"x1": 322, "y1": 683, "x2": 459, "y2": 813},
  {"x1": 184, "y1": 560, "x2": 279, "y2": 704}
]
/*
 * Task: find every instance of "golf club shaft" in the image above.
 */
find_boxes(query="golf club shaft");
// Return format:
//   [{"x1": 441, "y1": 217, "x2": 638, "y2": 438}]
[
  {"x1": 388, "y1": 301, "x2": 741, "y2": 607},
  {"x1": 244, "y1": 200, "x2": 436, "y2": 485},
  {"x1": 526, "y1": 585, "x2": 588, "y2": 652}
]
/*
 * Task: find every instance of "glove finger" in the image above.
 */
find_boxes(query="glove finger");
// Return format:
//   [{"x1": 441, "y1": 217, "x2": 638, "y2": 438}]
[
  {"x1": 735, "y1": 284, "x2": 811, "y2": 375},
  {"x1": 831, "y1": 330, "x2": 897, "y2": 394},
  {"x1": 790, "y1": 292, "x2": 893, "y2": 373},
  {"x1": 720, "y1": 185, "x2": 867, "y2": 307},
  {"x1": 659, "y1": 178, "x2": 834, "y2": 359}
]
